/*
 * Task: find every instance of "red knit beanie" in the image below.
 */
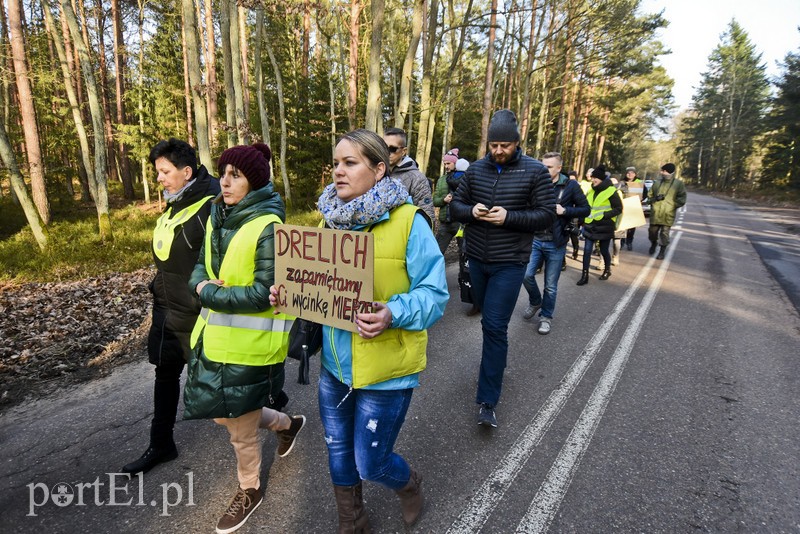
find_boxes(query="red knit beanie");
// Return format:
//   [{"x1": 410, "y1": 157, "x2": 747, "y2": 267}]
[{"x1": 217, "y1": 143, "x2": 272, "y2": 190}]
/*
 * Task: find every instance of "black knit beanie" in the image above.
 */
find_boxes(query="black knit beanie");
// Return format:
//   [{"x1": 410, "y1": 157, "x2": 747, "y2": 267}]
[
  {"x1": 487, "y1": 109, "x2": 520, "y2": 142},
  {"x1": 218, "y1": 143, "x2": 272, "y2": 190},
  {"x1": 661, "y1": 163, "x2": 676, "y2": 174},
  {"x1": 591, "y1": 165, "x2": 606, "y2": 179}
]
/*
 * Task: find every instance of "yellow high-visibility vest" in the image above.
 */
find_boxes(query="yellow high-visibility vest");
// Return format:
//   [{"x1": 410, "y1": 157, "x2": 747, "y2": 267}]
[
  {"x1": 584, "y1": 187, "x2": 618, "y2": 225},
  {"x1": 152, "y1": 196, "x2": 213, "y2": 261},
  {"x1": 190, "y1": 214, "x2": 293, "y2": 366}
]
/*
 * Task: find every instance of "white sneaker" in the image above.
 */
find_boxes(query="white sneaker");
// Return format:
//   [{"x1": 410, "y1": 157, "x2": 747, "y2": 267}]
[
  {"x1": 538, "y1": 318, "x2": 551, "y2": 335},
  {"x1": 611, "y1": 255, "x2": 619, "y2": 266}
]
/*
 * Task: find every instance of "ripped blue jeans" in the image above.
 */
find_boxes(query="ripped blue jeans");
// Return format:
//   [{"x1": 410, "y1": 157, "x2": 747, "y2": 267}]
[{"x1": 318, "y1": 368, "x2": 413, "y2": 489}]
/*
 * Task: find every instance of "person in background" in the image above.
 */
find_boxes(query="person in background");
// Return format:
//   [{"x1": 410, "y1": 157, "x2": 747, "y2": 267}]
[
  {"x1": 648, "y1": 162, "x2": 687, "y2": 260},
  {"x1": 609, "y1": 176, "x2": 627, "y2": 267},
  {"x1": 450, "y1": 109, "x2": 556, "y2": 428},
  {"x1": 383, "y1": 127, "x2": 436, "y2": 222},
  {"x1": 623, "y1": 166, "x2": 646, "y2": 251},
  {"x1": 576, "y1": 165, "x2": 622, "y2": 285},
  {"x1": 183, "y1": 143, "x2": 305, "y2": 534},
  {"x1": 121, "y1": 139, "x2": 220, "y2": 475},
  {"x1": 566, "y1": 170, "x2": 582, "y2": 260},
  {"x1": 521, "y1": 152, "x2": 589, "y2": 335},
  {"x1": 434, "y1": 147, "x2": 465, "y2": 253},
  {"x1": 276, "y1": 129, "x2": 447, "y2": 532}
]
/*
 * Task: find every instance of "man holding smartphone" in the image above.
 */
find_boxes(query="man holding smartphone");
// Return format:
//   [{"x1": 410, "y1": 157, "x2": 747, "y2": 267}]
[{"x1": 450, "y1": 109, "x2": 557, "y2": 428}]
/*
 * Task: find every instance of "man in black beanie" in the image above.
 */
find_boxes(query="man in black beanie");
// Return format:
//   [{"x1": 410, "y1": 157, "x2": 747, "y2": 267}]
[
  {"x1": 648, "y1": 163, "x2": 687, "y2": 259},
  {"x1": 450, "y1": 109, "x2": 557, "y2": 428}
]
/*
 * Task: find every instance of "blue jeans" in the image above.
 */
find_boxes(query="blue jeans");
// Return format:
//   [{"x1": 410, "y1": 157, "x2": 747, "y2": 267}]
[
  {"x1": 522, "y1": 239, "x2": 567, "y2": 320},
  {"x1": 468, "y1": 258, "x2": 526, "y2": 407},
  {"x1": 318, "y1": 368, "x2": 413, "y2": 489}
]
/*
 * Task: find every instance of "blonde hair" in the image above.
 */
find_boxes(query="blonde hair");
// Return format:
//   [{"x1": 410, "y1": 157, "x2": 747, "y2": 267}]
[{"x1": 336, "y1": 129, "x2": 390, "y2": 177}]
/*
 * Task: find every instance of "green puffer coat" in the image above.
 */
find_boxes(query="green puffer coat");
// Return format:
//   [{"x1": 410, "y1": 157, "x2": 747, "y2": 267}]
[
  {"x1": 183, "y1": 183, "x2": 287, "y2": 420},
  {"x1": 648, "y1": 175, "x2": 687, "y2": 227}
]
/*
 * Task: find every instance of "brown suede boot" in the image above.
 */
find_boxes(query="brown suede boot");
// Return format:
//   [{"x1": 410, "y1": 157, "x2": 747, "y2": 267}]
[
  {"x1": 333, "y1": 483, "x2": 371, "y2": 534},
  {"x1": 396, "y1": 469, "x2": 424, "y2": 526}
]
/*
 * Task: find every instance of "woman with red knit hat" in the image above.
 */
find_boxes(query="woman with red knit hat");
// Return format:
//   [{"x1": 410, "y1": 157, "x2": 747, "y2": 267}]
[{"x1": 183, "y1": 143, "x2": 305, "y2": 534}]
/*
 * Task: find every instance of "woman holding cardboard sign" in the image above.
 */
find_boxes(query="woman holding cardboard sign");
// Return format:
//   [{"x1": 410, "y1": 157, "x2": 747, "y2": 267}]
[
  {"x1": 183, "y1": 142, "x2": 305, "y2": 534},
  {"x1": 273, "y1": 129, "x2": 447, "y2": 531}
]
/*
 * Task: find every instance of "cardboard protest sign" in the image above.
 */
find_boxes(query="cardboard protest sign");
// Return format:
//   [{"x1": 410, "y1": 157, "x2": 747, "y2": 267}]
[
  {"x1": 274, "y1": 224, "x2": 373, "y2": 333},
  {"x1": 616, "y1": 196, "x2": 646, "y2": 232}
]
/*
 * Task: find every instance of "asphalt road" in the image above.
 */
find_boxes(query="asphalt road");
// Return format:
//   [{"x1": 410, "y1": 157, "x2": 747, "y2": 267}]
[{"x1": 2, "y1": 191, "x2": 799, "y2": 533}]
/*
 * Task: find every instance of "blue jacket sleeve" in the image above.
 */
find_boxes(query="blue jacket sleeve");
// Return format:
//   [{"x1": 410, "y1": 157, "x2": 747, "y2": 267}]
[{"x1": 385, "y1": 213, "x2": 448, "y2": 330}]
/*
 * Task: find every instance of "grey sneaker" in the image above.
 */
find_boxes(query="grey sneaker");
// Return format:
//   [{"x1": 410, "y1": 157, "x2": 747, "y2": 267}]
[
  {"x1": 538, "y1": 318, "x2": 551, "y2": 335},
  {"x1": 522, "y1": 303, "x2": 541, "y2": 320},
  {"x1": 216, "y1": 486, "x2": 263, "y2": 534},
  {"x1": 478, "y1": 403, "x2": 497, "y2": 427},
  {"x1": 276, "y1": 415, "x2": 306, "y2": 457}
]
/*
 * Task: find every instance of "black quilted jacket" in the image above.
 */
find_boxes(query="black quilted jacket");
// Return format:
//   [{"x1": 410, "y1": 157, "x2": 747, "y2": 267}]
[{"x1": 450, "y1": 149, "x2": 556, "y2": 263}]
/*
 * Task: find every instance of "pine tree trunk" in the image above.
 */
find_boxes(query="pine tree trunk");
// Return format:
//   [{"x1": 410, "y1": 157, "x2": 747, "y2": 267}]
[
  {"x1": 220, "y1": 0, "x2": 237, "y2": 146},
  {"x1": 137, "y1": 0, "x2": 150, "y2": 204},
  {"x1": 264, "y1": 36, "x2": 291, "y2": 206},
  {"x1": 253, "y1": 8, "x2": 271, "y2": 148},
  {"x1": 0, "y1": 120, "x2": 47, "y2": 249},
  {"x1": 43, "y1": 0, "x2": 96, "y2": 205},
  {"x1": 181, "y1": 0, "x2": 213, "y2": 170},
  {"x1": 415, "y1": 0, "x2": 439, "y2": 173},
  {"x1": 7, "y1": 0, "x2": 50, "y2": 223},
  {"x1": 519, "y1": 0, "x2": 541, "y2": 151},
  {"x1": 237, "y1": 5, "x2": 250, "y2": 124},
  {"x1": 394, "y1": 0, "x2": 423, "y2": 128},
  {"x1": 364, "y1": 0, "x2": 384, "y2": 132},
  {"x1": 110, "y1": 0, "x2": 133, "y2": 198},
  {"x1": 346, "y1": 0, "x2": 361, "y2": 130},
  {"x1": 93, "y1": 1, "x2": 118, "y2": 185},
  {"x1": 227, "y1": 0, "x2": 247, "y2": 144},
  {"x1": 61, "y1": 0, "x2": 112, "y2": 240},
  {"x1": 180, "y1": 9, "x2": 194, "y2": 143},
  {"x1": 477, "y1": 0, "x2": 498, "y2": 159},
  {"x1": 203, "y1": 0, "x2": 218, "y2": 147}
]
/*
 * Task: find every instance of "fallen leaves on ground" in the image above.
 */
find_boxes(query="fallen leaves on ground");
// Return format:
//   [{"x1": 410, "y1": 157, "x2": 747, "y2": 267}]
[{"x1": 0, "y1": 269, "x2": 153, "y2": 410}]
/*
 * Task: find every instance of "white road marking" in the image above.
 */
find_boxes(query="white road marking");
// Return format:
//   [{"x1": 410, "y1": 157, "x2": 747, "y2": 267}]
[
  {"x1": 447, "y1": 253, "x2": 659, "y2": 534},
  {"x1": 515, "y1": 231, "x2": 684, "y2": 534}
]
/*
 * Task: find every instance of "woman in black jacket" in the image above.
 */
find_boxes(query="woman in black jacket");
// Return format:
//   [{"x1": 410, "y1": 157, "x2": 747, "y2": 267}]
[
  {"x1": 121, "y1": 139, "x2": 220, "y2": 474},
  {"x1": 577, "y1": 165, "x2": 622, "y2": 285}
]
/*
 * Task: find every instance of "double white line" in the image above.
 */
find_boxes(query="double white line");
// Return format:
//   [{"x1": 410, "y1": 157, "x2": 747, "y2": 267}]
[{"x1": 449, "y1": 226, "x2": 684, "y2": 534}]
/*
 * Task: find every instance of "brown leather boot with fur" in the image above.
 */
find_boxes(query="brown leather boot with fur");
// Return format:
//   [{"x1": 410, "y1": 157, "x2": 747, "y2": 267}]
[
  {"x1": 333, "y1": 483, "x2": 371, "y2": 534},
  {"x1": 396, "y1": 469, "x2": 424, "y2": 526}
]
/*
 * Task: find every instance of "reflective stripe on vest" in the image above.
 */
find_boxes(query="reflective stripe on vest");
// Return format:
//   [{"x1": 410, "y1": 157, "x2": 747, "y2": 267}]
[
  {"x1": 152, "y1": 196, "x2": 213, "y2": 261},
  {"x1": 190, "y1": 214, "x2": 294, "y2": 366},
  {"x1": 584, "y1": 187, "x2": 617, "y2": 224}
]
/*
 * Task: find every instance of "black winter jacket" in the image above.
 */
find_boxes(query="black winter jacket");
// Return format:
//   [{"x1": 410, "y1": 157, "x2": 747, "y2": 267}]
[
  {"x1": 540, "y1": 174, "x2": 590, "y2": 248},
  {"x1": 450, "y1": 149, "x2": 556, "y2": 263},
  {"x1": 582, "y1": 178, "x2": 623, "y2": 241},
  {"x1": 148, "y1": 166, "x2": 220, "y2": 366}
]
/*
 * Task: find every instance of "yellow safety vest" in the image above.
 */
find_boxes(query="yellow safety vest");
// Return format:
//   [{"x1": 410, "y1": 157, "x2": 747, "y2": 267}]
[
  {"x1": 350, "y1": 204, "x2": 428, "y2": 388},
  {"x1": 584, "y1": 187, "x2": 618, "y2": 225},
  {"x1": 152, "y1": 196, "x2": 213, "y2": 261},
  {"x1": 190, "y1": 214, "x2": 293, "y2": 366},
  {"x1": 579, "y1": 180, "x2": 592, "y2": 195}
]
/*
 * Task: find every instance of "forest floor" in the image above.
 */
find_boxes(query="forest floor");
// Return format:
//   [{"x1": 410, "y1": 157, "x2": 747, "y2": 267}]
[
  {"x1": 0, "y1": 269, "x2": 153, "y2": 411},
  {"x1": 0, "y1": 188, "x2": 796, "y2": 413}
]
